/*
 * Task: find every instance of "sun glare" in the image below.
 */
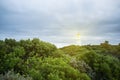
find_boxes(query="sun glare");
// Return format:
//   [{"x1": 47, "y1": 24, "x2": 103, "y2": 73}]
[{"x1": 75, "y1": 33, "x2": 81, "y2": 45}]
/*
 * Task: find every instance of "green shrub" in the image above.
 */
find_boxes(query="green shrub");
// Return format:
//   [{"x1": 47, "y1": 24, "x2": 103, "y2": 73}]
[{"x1": 0, "y1": 70, "x2": 33, "y2": 80}]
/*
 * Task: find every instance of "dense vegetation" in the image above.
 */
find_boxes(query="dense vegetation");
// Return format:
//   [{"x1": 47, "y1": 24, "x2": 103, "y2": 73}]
[{"x1": 0, "y1": 38, "x2": 120, "y2": 80}]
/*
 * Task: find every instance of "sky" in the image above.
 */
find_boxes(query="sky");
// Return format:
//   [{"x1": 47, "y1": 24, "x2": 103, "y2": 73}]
[{"x1": 0, "y1": 0, "x2": 120, "y2": 47}]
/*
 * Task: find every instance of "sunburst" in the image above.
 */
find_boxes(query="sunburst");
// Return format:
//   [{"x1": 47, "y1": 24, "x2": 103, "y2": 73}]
[{"x1": 75, "y1": 33, "x2": 81, "y2": 45}]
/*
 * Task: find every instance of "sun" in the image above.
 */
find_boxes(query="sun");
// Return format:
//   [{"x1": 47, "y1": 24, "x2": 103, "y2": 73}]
[
  {"x1": 75, "y1": 33, "x2": 81, "y2": 45},
  {"x1": 76, "y1": 33, "x2": 80, "y2": 39}
]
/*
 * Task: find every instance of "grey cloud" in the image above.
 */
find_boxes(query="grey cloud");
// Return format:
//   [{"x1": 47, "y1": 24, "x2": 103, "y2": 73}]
[{"x1": 0, "y1": 0, "x2": 120, "y2": 47}]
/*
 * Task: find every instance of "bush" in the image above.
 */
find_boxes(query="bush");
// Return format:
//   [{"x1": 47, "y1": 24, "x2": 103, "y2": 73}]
[{"x1": 0, "y1": 70, "x2": 33, "y2": 80}]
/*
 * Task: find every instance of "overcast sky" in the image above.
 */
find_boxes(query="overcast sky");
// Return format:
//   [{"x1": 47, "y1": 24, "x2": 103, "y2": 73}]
[{"x1": 0, "y1": 0, "x2": 120, "y2": 47}]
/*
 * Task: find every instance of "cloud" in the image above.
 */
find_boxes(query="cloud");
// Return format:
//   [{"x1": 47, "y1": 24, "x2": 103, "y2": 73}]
[{"x1": 0, "y1": 0, "x2": 120, "y2": 47}]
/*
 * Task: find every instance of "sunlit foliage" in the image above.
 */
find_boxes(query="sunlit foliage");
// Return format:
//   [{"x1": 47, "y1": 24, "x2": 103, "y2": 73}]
[{"x1": 0, "y1": 39, "x2": 120, "y2": 80}]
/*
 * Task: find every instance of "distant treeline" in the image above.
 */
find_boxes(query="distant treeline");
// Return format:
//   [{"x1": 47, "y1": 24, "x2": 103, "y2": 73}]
[{"x1": 0, "y1": 38, "x2": 120, "y2": 80}]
